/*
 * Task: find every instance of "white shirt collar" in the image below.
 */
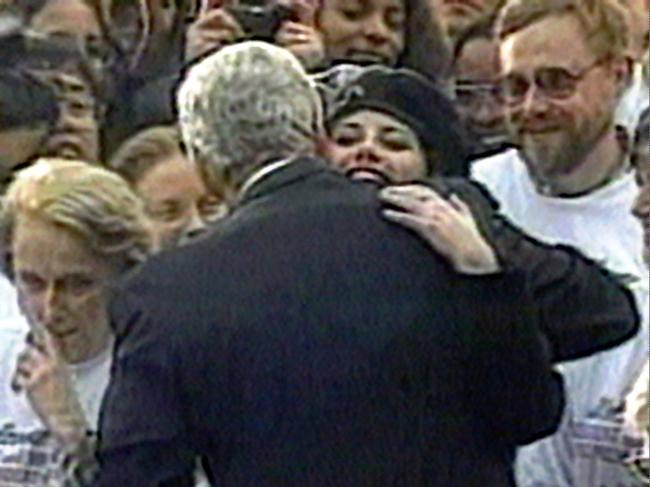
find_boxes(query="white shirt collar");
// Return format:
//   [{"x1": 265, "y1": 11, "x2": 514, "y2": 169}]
[{"x1": 238, "y1": 158, "x2": 295, "y2": 199}]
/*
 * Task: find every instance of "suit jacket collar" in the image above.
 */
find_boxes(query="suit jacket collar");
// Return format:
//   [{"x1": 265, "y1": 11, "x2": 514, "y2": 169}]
[{"x1": 236, "y1": 157, "x2": 331, "y2": 208}]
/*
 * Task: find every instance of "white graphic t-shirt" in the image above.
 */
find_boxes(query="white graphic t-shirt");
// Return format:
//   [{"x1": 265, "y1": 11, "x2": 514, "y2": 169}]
[{"x1": 472, "y1": 150, "x2": 649, "y2": 487}]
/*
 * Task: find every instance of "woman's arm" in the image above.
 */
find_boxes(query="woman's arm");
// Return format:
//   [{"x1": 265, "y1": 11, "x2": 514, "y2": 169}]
[{"x1": 379, "y1": 180, "x2": 640, "y2": 362}]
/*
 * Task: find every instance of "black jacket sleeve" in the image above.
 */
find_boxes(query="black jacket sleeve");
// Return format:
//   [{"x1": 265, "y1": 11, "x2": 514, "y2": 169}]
[
  {"x1": 433, "y1": 178, "x2": 640, "y2": 363},
  {"x1": 91, "y1": 290, "x2": 196, "y2": 487},
  {"x1": 451, "y1": 270, "x2": 565, "y2": 446}
]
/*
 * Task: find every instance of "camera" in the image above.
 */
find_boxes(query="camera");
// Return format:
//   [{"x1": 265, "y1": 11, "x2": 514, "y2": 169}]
[
  {"x1": 0, "y1": 30, "x2": 83, "y2": 71},
  {"x1": 226, "y1": 0, "x2": 293, "y2": 43},
  {"x1": 0, "y1": 3, "x2": 82, "y2": 70}
]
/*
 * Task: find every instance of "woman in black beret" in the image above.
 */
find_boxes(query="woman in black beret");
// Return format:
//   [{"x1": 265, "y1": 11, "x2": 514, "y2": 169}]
[
  {"x1": 318, "y1": 64, "x2": 641, "y2": 367},
  {"x1": 320, "y1": 65, "x2": 469, "y2": 182}
]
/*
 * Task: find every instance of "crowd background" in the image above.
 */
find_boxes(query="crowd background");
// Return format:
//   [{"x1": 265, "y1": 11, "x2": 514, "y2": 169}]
[{"x1": 0, "y1": 0, "x2": 648, "y2": 486}]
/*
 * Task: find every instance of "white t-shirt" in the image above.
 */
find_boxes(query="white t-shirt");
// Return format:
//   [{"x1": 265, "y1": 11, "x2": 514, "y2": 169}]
[
  {"x1": 0, "y1": 276, "x2": 19, "y2": 321},
  {"x1": 472, "y1": 150, "x2": 650, "y2": 487},
  {"x1": 0, "y1": 316, "x2": 112, "y2": 487},
  {"x1": 616, "y1": 62, "x2": 649, "y2": 133}
]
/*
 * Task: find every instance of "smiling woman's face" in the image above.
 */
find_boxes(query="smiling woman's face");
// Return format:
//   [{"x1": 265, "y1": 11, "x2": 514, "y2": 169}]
[
  {"x1": 323, "y1": 109, "x2": 427, "y2": 185},
  {"x1": 317, "y1": 0, "x2": 407, "y2": 67}
]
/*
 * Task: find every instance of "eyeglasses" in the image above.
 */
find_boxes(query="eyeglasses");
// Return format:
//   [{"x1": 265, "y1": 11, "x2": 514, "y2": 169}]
[
  {"x1": 499, "y1": 58, "x2": 607, "y2": 106},
  {"x1": 453, "y1": 82, "x2": 503, "y2": 109}
]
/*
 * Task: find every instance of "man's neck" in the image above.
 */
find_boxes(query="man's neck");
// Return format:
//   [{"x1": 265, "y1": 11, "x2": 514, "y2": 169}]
[{"x1": 538, "y1": 127, "x2": 628, "y2": 197}]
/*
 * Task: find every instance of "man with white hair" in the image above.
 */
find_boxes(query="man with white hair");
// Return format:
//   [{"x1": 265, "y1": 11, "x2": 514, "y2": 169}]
[{"x1": 92, "y1": 42, "x2": 564, "y2": 487}]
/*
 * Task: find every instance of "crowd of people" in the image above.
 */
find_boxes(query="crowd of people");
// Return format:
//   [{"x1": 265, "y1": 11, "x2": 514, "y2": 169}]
[{"x1": 0, "y1": 0, "x2": 647, "y2": 486}]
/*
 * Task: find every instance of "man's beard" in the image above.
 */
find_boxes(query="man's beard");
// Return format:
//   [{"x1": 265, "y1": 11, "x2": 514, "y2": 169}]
[{"x1": 517, "y1": 111, "x2": 613, "y2": 187}]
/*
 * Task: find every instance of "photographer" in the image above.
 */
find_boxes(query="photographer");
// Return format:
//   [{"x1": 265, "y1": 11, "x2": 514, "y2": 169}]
[
  {"x1": 185, "y1": 0, "x2": 325, "y2": 70},
  {"x1": 0, "y1": 0, "x2": 108, "y2": 164},
  {"x1": 185, "y1": 0, "x2": 450, "y2": 81}
]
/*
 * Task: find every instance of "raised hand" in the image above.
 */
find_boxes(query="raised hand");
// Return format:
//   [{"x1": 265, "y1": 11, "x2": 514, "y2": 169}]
[
  {"x1": 275, "y1": 0, "x2": 325, "y2": 70},
  {"x1": 12, "y1": 329, "x2": 89, "y2": 449},
  {"x1": 185, "y1": 0, "x2": 245, "y2": 63}
]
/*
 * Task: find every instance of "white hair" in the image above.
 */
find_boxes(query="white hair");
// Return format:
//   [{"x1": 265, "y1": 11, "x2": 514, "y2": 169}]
[{"x1": 177, "y1": 42, "x2": 323, "y2": 178}]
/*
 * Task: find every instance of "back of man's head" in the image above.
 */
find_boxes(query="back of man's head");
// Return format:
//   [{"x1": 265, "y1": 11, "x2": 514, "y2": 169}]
[{"x1": 177, "y1": 41, "x2": 323, "y2": 189}]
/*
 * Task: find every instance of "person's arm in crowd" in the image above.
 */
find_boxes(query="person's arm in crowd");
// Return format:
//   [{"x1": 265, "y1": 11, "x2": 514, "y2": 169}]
[
  {"x1": 380, "y1": 184, "x2": 564, "y2": 443},
  {"x1": 185, "y1": 0, "x2": 325, "y2": 70},
  {"x1": 185, "y1": 0, "x2": 246, "y2": 64},
  {"x1": 275, "y1": 0, "x2": 326, "y2": 71},
  {"x1": 465, "y1": 179, "x2": 641, "y2": 362},
  {"x1": 10, "y1": 329, "x2": 100, "y2": 486},
  {"x1": 91, "y1": 293, "x2": 196, "y2": 487},
  {"x1": 11, "y1": 330, "x2": 89, "y2": 448},
  {"x1": 379, "y1": 180, "x2": 640, "y2": 362},
  {"x1": 450, "y1": 269, "x2": 566, "y2": 445},
  {"x1": 381, "y1": 186, "x2": 564, "y2": 444}
]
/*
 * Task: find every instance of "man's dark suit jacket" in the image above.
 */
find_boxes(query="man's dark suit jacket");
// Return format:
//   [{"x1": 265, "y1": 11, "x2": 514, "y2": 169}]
[{"x1": 96, "y1": 158, "x2": 572, "y2": 487}]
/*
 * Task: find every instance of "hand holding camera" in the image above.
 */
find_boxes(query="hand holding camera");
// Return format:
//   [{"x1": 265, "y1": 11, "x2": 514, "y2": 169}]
[
  {"x1": 275, "y1": 0, "x2": 324, "y2": 70},
  {"x1": 185, "y1": 0, "x2": 324, "y2": 70},
  {"x1": 185, "y1": 0, "x2": 245, "y2": 63}
]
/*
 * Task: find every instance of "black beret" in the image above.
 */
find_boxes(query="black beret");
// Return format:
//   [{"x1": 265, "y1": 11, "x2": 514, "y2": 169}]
[{"x1": 327, "y1": 66, "x2": 469, "y2": 177}]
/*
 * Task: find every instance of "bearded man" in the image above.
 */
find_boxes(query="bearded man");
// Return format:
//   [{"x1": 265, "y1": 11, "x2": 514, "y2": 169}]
[{"x1": 471, "y1": 1, "x2": 649, "y2": 485}]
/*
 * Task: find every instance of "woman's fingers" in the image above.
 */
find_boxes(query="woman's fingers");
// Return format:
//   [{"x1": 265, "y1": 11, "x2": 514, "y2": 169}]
[
  {"x1": 186, "y1": 7, "x2": 245, "y2": 61},
  {"x1": 289, "y1": 0, "x2": 317, "y2": 26},
  {"x1": 382, "y1": 209, "x2": 433, "y2": 235},
  {"x1": 449, "y1": 193, "x2": 472, "y2": 217},
  {"x1": 381, "y1": 186, "x2": 499, "y2": 274},
  {"x1": 380, "y1": 185, "x2": 452, "y2": 216}
]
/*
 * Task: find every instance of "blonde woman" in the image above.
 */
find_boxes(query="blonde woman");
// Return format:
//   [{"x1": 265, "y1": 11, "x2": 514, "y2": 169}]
[{"x1": 0, "y1": 158, "x2": 153, "y2": 486}]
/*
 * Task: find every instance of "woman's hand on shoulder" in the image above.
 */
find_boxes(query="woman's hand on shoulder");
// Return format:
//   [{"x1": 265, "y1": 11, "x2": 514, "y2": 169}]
[{"x1": 380, "y1": 184, "x2": 501, "y2": 275}]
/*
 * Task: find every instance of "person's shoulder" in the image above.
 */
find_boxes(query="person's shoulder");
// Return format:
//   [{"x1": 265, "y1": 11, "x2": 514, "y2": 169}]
[
  {"x1": 0, "y1": 315, "x2": 28, "y2": 340},
  {"x1": 109, "y1": 229, "x2": 231, "y2": 333},
  {"x1": 0, "y1": 275, "x2": 18, "y2": 320},
  {"x1": 471, "y1": 148, "x2": 524, "y2": 182},
  {"x1": 470, "y1": 149, "x2": 533, "y2": 204}
]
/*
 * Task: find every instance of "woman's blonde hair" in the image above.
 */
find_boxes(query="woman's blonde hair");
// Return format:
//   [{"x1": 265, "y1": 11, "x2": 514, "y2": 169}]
[
  {"x1": 108, "y1": 125, "x2": 185, "y2": 185},
  {"x1": 0, "y1": 158, "x2": 153, "y2": 279}
]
